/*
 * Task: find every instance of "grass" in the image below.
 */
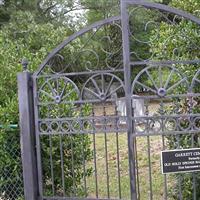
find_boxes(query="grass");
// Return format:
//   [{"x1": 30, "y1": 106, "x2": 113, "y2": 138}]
[
  {"x1": 86, "y1": 132, "x2": 130, "y2": 199},
  {"x1": 85, "y1": 132, "x2": 176, "y2": 200},
  {"x1": 83, "y1": 103, "x2": 175, "y2": 199}
]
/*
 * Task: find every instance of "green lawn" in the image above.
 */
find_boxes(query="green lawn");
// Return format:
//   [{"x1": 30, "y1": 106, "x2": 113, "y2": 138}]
[{"x1": 86, "y1": 133, "x2": 175, "y2": 199}]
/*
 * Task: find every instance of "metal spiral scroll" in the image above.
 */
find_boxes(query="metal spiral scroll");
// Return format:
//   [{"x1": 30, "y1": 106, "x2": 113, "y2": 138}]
[
  {"x1": 128, "y1": 6, "x2": 200, "y2": 62},
  {"x1": 39, "y1": 20, "x2": 123, "y2": 75},
  {"x1": 128, "y1": 6, "x2": 159, "y2": 61},
  {"x1": 129, "y1": 7, "x2": 160, "y2": 44},
  {"x1": 75, "y1": 22, "x2": 123, "y2": 71},
  {"x1": 81, "y1": 73, "x2": 125, "y2": 101},
  {"x1": 131, "y1": 65, "x2": 189, "y2": 97},
  {"x1": 38, "y1": 77, "x2": 80, "y2": 103},
  {"x1": 46, "y1": 54, "x2": 68, "y2": 74}
]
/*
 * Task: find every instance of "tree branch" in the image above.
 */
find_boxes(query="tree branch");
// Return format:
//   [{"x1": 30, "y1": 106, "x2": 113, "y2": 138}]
[
  {"x1": 43, "y1": 3, "x2": 58, "y2": 15},
  {"x1": 62, "y1": 5, "x2": 112, "y2": 15}
]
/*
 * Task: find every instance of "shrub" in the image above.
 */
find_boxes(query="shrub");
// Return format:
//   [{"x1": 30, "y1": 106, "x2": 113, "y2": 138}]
[
  {"x1": 150, "y1": 1, "x2": 200, "y2": 198},
  {"x1": 0, "y1": 11, "x2": 92, "y2": 199}
]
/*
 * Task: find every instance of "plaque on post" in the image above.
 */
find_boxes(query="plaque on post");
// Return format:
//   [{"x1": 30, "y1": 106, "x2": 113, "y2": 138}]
[{"x1": 161, "y1": 148, "x2": 200, "y2": 174}]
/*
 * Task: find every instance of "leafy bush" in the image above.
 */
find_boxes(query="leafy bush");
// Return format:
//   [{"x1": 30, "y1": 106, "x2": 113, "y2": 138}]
[
  {"x1": 150, "y1": 0, "x2": 200, "y2": 199},
  {"x1": 0, "y1": 11, "x2": 92, "y2": 199}
]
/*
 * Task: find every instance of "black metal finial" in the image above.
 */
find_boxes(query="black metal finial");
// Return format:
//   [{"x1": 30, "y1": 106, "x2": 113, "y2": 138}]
[{"x1": 21, "y1": 58, "x2": 29, "y2": 72}]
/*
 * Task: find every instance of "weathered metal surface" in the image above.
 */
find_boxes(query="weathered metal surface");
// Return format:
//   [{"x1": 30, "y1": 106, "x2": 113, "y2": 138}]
[
  {"x1": 17, "y1": 72, "x2": 38, "y2": 200},
  {"x1": 18, "y1": 0, "x2": 200, "y2": 199}
]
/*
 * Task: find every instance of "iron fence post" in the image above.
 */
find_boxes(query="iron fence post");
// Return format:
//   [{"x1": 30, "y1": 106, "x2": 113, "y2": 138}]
[
  {"x1": 17, "y1": 72, "x2": 39, "y2": 200},
  {"x1": 121, "y1": 1, "x2": 137, "y2": 199}
]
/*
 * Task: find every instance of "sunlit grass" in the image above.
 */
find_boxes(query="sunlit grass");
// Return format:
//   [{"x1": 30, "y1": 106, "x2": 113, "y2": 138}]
[{"x1": 86, "y1": 133, "x2": 175, "y2": 199}]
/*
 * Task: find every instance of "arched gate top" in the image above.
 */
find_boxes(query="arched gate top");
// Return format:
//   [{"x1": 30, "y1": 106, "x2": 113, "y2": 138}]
[
  {"x1": 34, "y1": 0, "x2": 200, "y2": 76},
  {"x1": 34, "y1": 16, "x2": 121, "y2": 76}
]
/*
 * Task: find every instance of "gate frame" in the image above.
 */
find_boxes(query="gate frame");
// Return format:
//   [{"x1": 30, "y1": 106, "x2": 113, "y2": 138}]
[
  {"x1": 18, "y1": 72, "x2": 39, "y2": 200},
  {"x1": 17, "y1": 0, "x2": 200, "y2": 200},
  {"x1": 121, "y1": 1, "x2": 137, "y2": 199}
]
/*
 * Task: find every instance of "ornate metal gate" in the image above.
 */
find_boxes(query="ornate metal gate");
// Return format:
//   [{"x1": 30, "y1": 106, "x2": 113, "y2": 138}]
[{"x1": 18, "y1": 0, "x2": 200, "y2": 200}]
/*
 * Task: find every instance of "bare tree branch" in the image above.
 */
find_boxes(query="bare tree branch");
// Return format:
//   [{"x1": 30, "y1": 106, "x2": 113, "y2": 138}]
[
  {"x1": 43, "y1": 2, "x2": 58, "y2": 14},
  {"x1": 62, "y1": 5, "x2": 113, "y2": 16}
]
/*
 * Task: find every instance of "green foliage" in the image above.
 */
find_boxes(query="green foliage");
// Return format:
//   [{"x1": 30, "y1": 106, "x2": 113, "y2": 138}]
[
  {"x1": 41, "y1": 135, "x2": 92, "y2": 196},
  {"x1": 0, "y1": 11, "x2": 72, "y2": 108},
  {"x1": 150, "y1": 0, "x2": 200, "y2": 199},
  {"x1": 0, "y1": 10, "x2": 92, "y2": 199},
  {"x1": 40, "y1": 102, "x2": 93, "y2": 196},
  {"x1": 0, "y1": 0, "x2": 199, "y2": 198},
  {"x1": 0, "y1": 0, "x2": 86, "y2": 27},
  {"x1": 81, "y1": 0, "x2": 120, "y2": 23},
  {"x1": 171, "y1": 0, "x2": 200, "y2": 16}
]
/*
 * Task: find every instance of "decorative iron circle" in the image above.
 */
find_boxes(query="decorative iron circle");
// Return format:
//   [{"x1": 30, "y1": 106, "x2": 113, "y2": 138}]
[
  {"x1": 149, "y1": 119, "x2": 161, "y2": 132},
  {"x1": 39, "y1": 122, "x2": 49, "y2": 132},
  {"x1": 164, "y1": 118, "x2": 177, "y2": 132},
  {"x1": 81, "y1": 73, "x2": 125, "y2": 101},
  {"x1": 61, "y1": 121, "x2": 70, "y2": 132},
  {"x1": 134, "y1": 119, "x2": 146, "y2": 134},
  {"x1": 50, "y1": 121, "x2": 59, "y2": 132},
  {"x1": 178, "y1": 117, "x2": 192, "y2": 131},
  {"x1": 194, "y1": 117, "x2": 200, "y2": 130},
  {"x1": 131, "y1": 65, "x2": 189, "y2": 96},
  {"x1": 38, "y1": 77, "x2": 80, "y2": 103}
]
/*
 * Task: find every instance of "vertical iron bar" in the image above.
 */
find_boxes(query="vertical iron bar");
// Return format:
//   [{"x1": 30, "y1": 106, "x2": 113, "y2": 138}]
[
  {"x1": 82, "y1": 136, "x2": 87, "y2": 197},
  {"x1": 145, "y1": 102, "x2": 153, "y2": 200},
  {"x1": 33, "y1": 76, "x2": 44, "y2": 199},
  {"x1": 192, "y1": 133, "x2": 196, "y2": 200},
  {"x1": 132, "y1": 103, "x2": 140, "y2": 200},
  {"x1": 178, "y1": 175, "x2": 183, "y2": 200},
  {"x1": 162, "y1": 135, "x2": 168, "y2": 200},
  {"x1": 134, "y1": 138, "x2": 140, "y2": 200},
  {"x1": 47, "y1": 105, "x2": 55, "y2": 195},
  {"x1": 92, "y1": 106, "x2": 99, "y2": 198},
  {"x1": 173, "y1": 101, "x2": 180, "y2": 200},
  {"x1": 49, "y1": 135, "x2": 55, "y2": 195},
  {"x1": 121, "y1": 1, "x2": 137, "y2": 199},
  {"x1": 177, "y1": 135, "x2": 183, "y2": 200},
  {"x1": 80, "y1": 105, "x2": 87, "y2": 197},
  {"x1": 70, "y1": 132, "x2": 76, "y2": 196},
  {"x1": 147, "y1": 136, "x2": 153, "y2": 200},
  {"x1": 59, "y1": 134, "x2": 65, "y2": 196},
  {"x1": 190, "y1": 97, "x2": 196, "y2": 200},
  {"x1": 115, "y1": 104, "x2": 122, "y2": 199},
  {"x1": 160, "y1": 100, "x2": 167, "y2": 200},
  {"x1": 17, "y1": 72, "x2": 39, "y2": 200},
  {"x1": 103, "y1": 105, "x2": 110, "y2": 198}
]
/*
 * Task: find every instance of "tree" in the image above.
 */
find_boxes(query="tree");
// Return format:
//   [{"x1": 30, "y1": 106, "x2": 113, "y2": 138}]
[{"x1": 0, "y1": 0, "x2": 86, "y2": 27}]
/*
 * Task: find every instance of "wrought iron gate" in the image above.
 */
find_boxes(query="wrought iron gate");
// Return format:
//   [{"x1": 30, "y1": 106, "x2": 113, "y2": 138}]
[{"x1": 18, "y1": 0, "x2": 200, "y2": 200}]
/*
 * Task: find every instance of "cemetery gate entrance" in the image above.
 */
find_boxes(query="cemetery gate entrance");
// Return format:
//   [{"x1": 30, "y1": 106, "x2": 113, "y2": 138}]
[{"x1": 18, "y1": 0, "x2": 200, "y2": 199}]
